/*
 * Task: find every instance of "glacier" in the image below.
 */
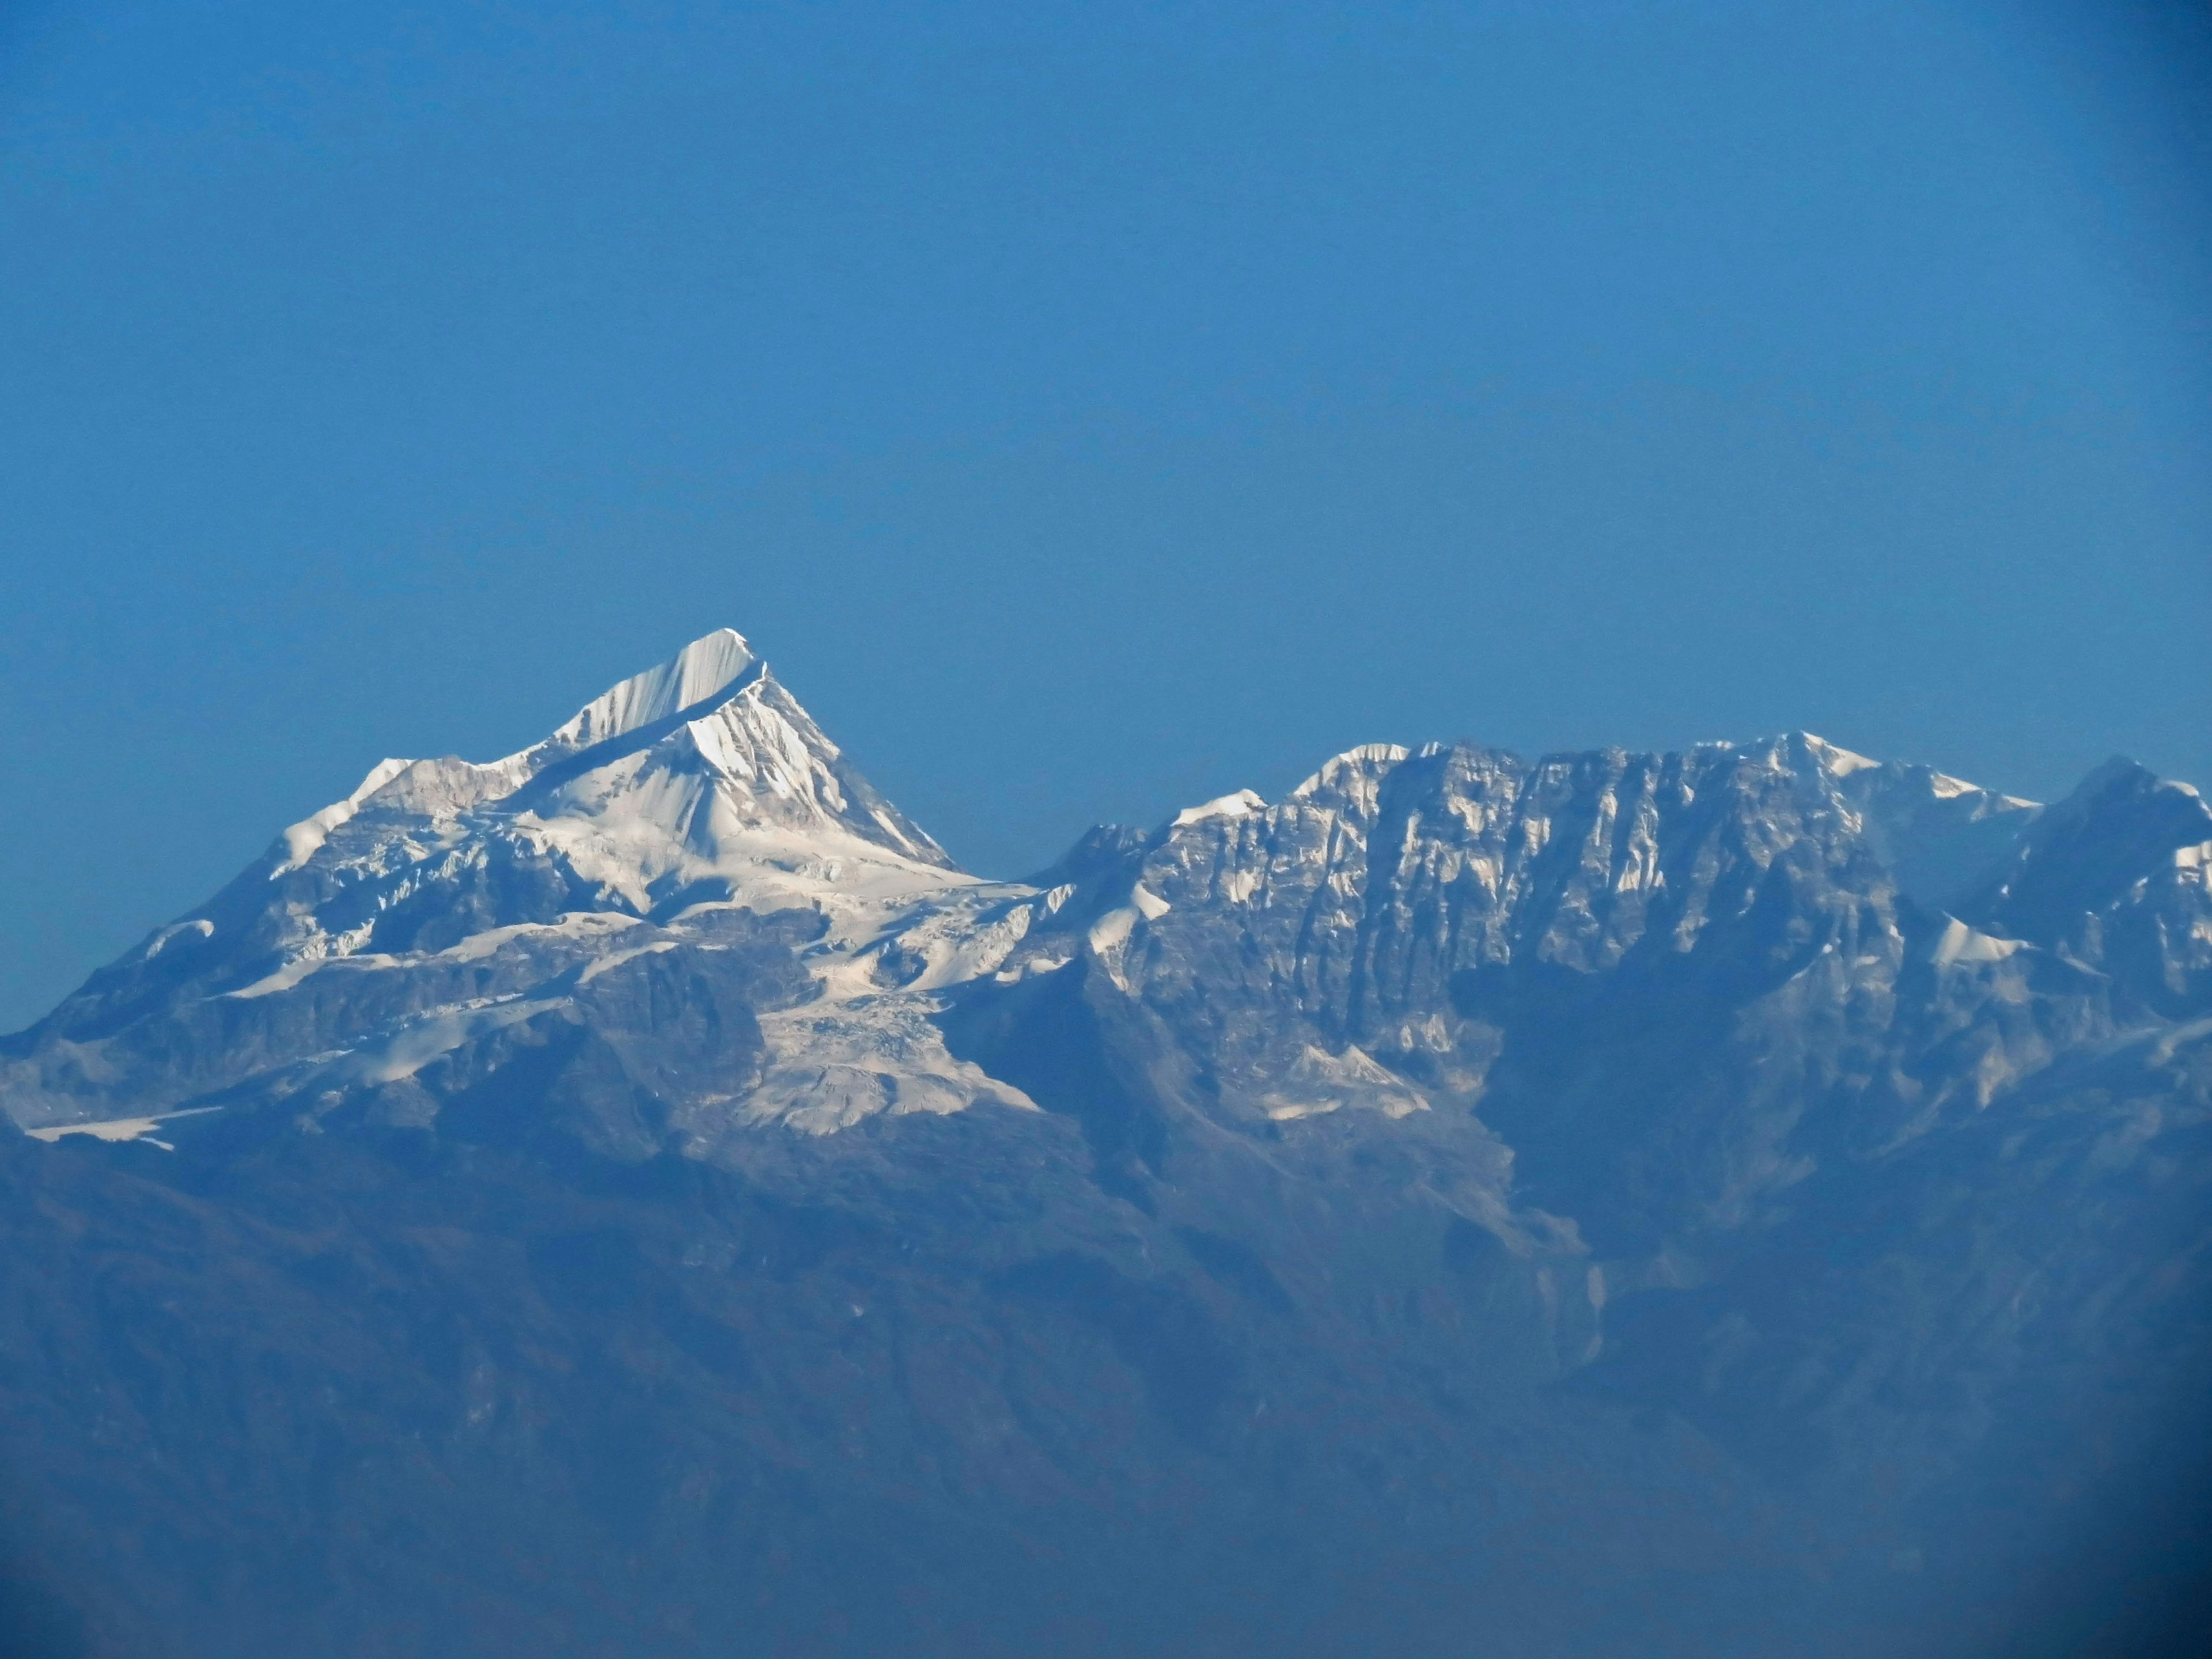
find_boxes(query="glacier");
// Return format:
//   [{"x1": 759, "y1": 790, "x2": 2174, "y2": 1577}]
[{"x1": 1, "y1": 627, "x2": 2209, "y2": 1659}]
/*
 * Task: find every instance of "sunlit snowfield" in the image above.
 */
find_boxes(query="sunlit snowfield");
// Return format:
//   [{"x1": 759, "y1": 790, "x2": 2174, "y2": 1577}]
[{"x1": 2, "y1": 2, "x2": 2208, "y2": 1653}]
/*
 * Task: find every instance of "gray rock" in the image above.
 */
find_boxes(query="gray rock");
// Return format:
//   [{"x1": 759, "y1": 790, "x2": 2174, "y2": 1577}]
[{"x1": 3, "y1": 632, "x2": 2208, "y2": 1658}]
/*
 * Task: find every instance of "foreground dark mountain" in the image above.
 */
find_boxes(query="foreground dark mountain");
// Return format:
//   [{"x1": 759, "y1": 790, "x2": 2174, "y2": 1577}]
[{"x1": 3, "y1": 631, "x2": 2209, "y2": 1657}]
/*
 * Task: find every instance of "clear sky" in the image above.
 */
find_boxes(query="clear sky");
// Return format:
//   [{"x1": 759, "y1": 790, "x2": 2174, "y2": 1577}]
[{"x1": 2, "y1": 0, "x2": 2207, "y2": 1033}]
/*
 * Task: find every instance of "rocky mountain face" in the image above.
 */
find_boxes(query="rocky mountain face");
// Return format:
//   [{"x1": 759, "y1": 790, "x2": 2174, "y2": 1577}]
[{"x1": 3, "y1": 631, "x2": 2209, "y2": 1658}]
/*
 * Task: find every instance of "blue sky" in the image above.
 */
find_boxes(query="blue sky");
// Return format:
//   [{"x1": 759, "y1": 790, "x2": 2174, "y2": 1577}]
[{"x1": 2, "y1": 0, "x2": 2207, "y2": 1032}]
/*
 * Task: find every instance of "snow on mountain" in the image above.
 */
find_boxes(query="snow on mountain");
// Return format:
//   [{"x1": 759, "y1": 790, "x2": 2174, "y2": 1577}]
[
  {"x1": 543, "y1": 625, "x2": 760, "y2": 752},
  {"x1": 275, "y1": 627, "x2": 954, "y2": 893},
  {"x1": 0, "y1": 631, "x2": 1027, "y2": 1136},
  {"x1": 969, "y1": 728, "x2": 2194, "y2": 1209},
  {"x1": 6, "y1": 633, "x2": 2210, "y2": 1659},
  {"x1": 6, "y1": 623, "x2": 2205, "y2": 1190}
]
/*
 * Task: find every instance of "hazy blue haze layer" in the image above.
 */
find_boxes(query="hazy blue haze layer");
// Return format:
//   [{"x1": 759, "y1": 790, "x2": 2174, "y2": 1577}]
[{"x1": 2, "y1": 629, "x2": 2208, "y2": 1656}]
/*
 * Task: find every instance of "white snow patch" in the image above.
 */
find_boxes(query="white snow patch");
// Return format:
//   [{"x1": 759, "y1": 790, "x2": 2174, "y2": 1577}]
[
  {"x1": 146, "y1": 919, "x2": 214, "y2": 958},
  {"x1": 737, "y1": 994, "x2": 1039, "y2": 1137},
  {"x1": 546, "y1": 628, "x2": 756, "y2": 752},
  {"x1": 225, "y1": 913, "x2": 649, "y2": 1000},
  {"x1": 26, "y1": 1105, "x2": 222, "y2": 1146},
  {"x1": 1289, "y1": 744, "x2": 1411, "y2": 800},
  {"x1": 276, "y1": 757, "x2": 415, "y2": 874},
  {"x1": 1931, "y1": 917, "x2": 2026, "y2": 967},
  {"x1": 225, "y1": 955, "x2": 335, "y2": 1000},
  {"x1": 995, "y1": 955, "x2": 1073, "y2": 984},
  {"x1": 368, "y1": 998, "x2": 569, "y2": 1084},
  {"x1": 1088, "y1": 906, "x2": 1139, "y2": 955},
  {"x1": 1218, "y1": 868, "x2": 1261, "y2": 905},
  {"x1": 430, "y1": 911, "x2": 645, "y2": 965},
  {"x1": 1260, "y1": 1044, "x2": 1428, "y2": 1121},
  {"x1": 1806, "y1": 735, "x2": 1880, "y2": 777},
  {"x1": 577, "y1": 940, "x2": 680, "y2": 984},
  {"x1": 874, "y1": 888, "x2": 1036, "y2": 991},
  {"x1": 1172, "y1": 789, "x2": 1267, "y2": 828}
]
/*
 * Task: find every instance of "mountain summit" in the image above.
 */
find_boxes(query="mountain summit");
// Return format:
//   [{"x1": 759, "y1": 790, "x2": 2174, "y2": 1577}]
[
  {"x1": 2, "y1": 630, "x2": 1002, "y2": 1138},
  {"x1": 274, "y1": 626, "x2": 952, "y2": 887},
  {"x1": 6, "y1": 626, "x2": 2207, "y2": 1156},
  {"x1": 3, "y1": 628, "x2": 2209, "y2": 1658}
]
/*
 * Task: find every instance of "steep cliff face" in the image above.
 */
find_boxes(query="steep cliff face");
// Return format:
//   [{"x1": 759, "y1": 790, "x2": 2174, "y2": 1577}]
[
  {"x1": 2, "y1": 631, "x2": 2208, "y2": 1659},
  {"x1": 969, "y1": 728, "x2": 2187, "y2": 1252},
  {"x1": 1959, "y1": 757, "x2": 2212, "y2": 1014}
]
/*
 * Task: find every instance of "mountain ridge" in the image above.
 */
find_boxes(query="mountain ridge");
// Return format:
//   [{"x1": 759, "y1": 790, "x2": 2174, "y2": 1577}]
[
  {"x1": 2, "y1": 627, "x2": 2208, "y2": 1658},
  {"x1": 9, "y1": 628, "x2": 2207, "y2": 1161}
]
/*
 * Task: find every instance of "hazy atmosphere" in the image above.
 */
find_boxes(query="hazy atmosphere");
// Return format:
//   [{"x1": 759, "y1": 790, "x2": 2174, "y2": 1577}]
[
  {"x1": 3, "y1": 0, "x2": 2207, "y2": 1032},
  {"x1": 6, "y1": 9, "x2": 2212, "y2": 1657}
]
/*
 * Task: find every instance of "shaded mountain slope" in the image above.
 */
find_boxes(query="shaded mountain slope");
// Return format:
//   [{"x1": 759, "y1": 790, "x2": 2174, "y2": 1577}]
[{"x1": 3, "y1": 631, "x2": 2209, "y2": 1657}]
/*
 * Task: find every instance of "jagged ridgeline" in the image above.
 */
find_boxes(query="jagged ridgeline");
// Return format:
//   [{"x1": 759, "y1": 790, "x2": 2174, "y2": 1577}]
[{"x1": 3, "y1": 630, "x2": 2209, "y2": 1658}]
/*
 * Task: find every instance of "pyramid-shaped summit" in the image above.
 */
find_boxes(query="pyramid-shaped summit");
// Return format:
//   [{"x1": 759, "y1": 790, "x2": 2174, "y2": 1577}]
[
  {"x1": 12, "y1": 632, "x2": 2209, "y2": 1147},
  {"x1": 4, "y1": 622, "x2": 2211, "y2": 1659},
  {"x1": 0, "y1": 630, "x2": 991, "y2": 1129},
  {"x1": 544, "y1": 626, "x2": 763, "y2": 752},
  {"x1": 279, "y1": 627, "x2": 955, "y2": 882}
]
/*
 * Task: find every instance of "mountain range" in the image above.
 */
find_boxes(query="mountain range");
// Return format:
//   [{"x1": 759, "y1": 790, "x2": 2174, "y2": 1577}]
[{"x1": 3, "y1": 628, "x2": 2208, "y2": 1658}]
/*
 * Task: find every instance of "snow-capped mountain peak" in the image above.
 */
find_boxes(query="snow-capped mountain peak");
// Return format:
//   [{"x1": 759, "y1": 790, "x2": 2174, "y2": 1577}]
[
  {"x1": 270, "y1": 630, "x2": 767, "y2": 874},
  {"x1": 0, "y1": 630, "x2": 1023, "y2": 1135},
  {"x1": 543, "y1": 627, "x2": 759, "y2": 754},
  {"x1": 9, "y1": 639, "x2": 2206, "y2": 1162},
  {"x1": 275, "y1": 629, "x2": 953, "y2": 889}
]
